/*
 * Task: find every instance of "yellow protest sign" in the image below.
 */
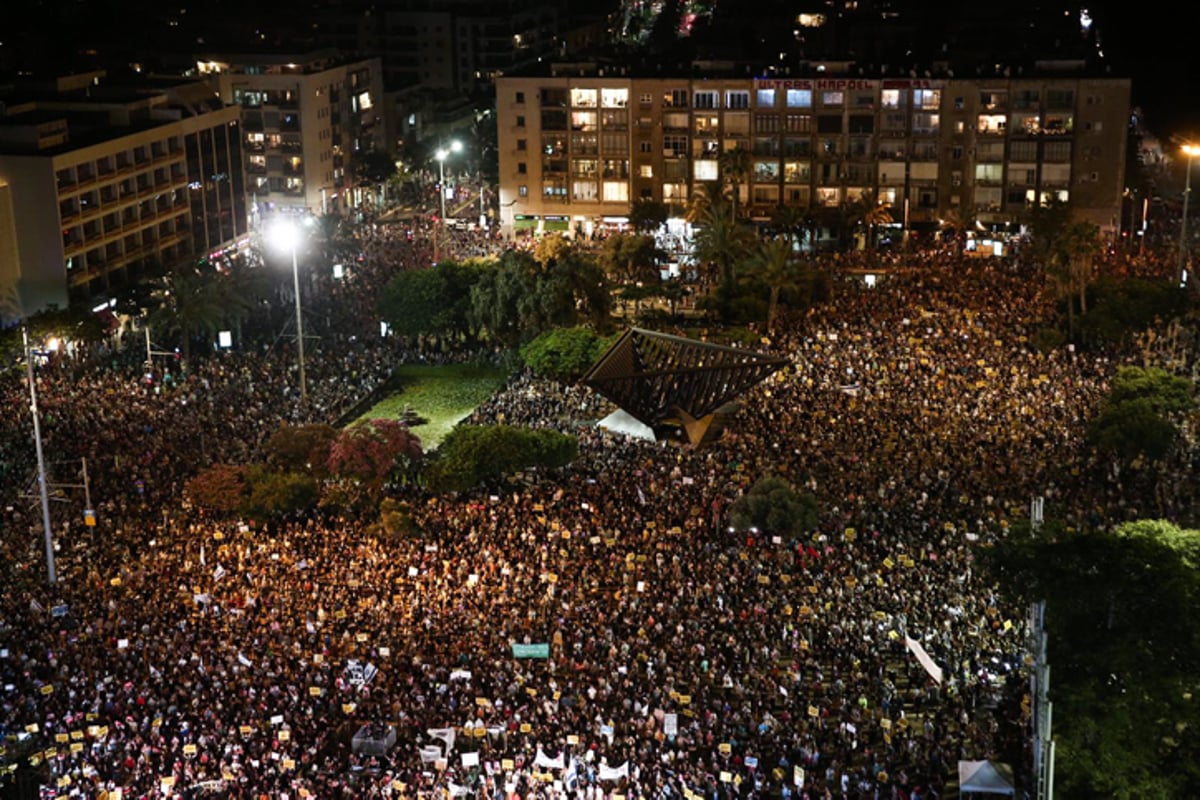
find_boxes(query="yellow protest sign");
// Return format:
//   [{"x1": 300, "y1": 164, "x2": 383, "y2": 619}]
[
  {"x1": 718, "y1": 743, "x2": 732, "y2": 755},
  {"x1": 55, "y1": 734, "x2": 69, "y2": 744},
  {"x1": 40, "y1": 684, "x2": 53, "y2": 695},
  {"x1": 309, "y1": 687, "x2": 322, "y2": 697},
  {"x1": 808, "y1": 706, "x2": 819, "y2": 718},
  {"x1": 279, "y1": 730, "x2": 291, "y2": 742},
  {"x1": 520, "y1": 723, "x2": 532, "y2": 733},
  {"x1": 184, "y1": 744, "x2": 197, "y2": 756},
  {"x1": 69, "y1": 742, "x2": 84, "y2": 754},
  {"x1": 502, "y1": 759, "x2": 515, "y2": 771}
]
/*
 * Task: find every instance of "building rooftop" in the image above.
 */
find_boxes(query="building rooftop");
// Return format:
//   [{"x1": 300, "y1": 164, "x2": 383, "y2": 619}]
[
  {"x1": 0, "y1": 73, "x2": 234, "y2": 157},
  {"x1": 499, "y1": 54, "x2": 1123, "y2": 83}
]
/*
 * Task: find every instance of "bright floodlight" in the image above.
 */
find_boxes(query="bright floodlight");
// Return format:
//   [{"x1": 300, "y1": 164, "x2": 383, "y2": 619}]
[
  {"x1": 450, "y1": 140, "x2": 463, "y2": 153},
  {"x1": 269, "y1": 219, "x2": 302, "y2": 253},
  {"x1": 436, "y1": 148, "x2": 449, "y2": 161}
]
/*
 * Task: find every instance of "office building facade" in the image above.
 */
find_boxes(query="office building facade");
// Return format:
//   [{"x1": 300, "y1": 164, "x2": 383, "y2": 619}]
[
  {"x1": 0, "y1": 78, "x2": 248, "y2": 319},
  {"x1": 495, "y1": 65, "x2": 1130, "y2": 239}
]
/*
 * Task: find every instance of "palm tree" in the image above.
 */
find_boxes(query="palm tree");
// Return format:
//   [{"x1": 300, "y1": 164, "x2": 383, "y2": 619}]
[
  {"x1": 217, "y1": 259, "x2": 275, "y2": 347},
  {"x1": 939, "y1": 207, "x2": 973, "y2": 254},
  {"x1": 1062, "y1": 221, "x2": 1102, "y2": 316},
  {"x1": 771, "y1": 204, "x2": 809, "y2": 249},
  {"x1": 748, "y1": 235, "x2": 807, "y2": 331},
  {"x1": 686, "y1": 181, "x2": 727, "y2": 225},
  {"x1": 719, "y1": 147, "x2": 753, "y2": 219},
  {"x1": 148, "y1": 264, "x2": 227, "y2": 365},
  {"x1": 856, "y1": 192, "x2": 894, "y2": 250},
  {"x1": 692, "y1": 195, "x2": 754, "y2": 314}
]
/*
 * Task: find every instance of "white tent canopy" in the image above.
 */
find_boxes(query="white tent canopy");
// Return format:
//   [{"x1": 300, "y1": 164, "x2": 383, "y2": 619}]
[
  {"x1": 596, "y1": 409, "x2": 656, "y2": 441},
  {"x1": 958, "y1": 760, "x2": 1015, "y2": 796}
]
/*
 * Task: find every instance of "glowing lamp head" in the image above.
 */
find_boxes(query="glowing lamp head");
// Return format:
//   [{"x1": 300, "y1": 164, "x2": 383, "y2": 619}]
[{"x1": 269, "y1": 219, "x2": 302, "y2": 253}]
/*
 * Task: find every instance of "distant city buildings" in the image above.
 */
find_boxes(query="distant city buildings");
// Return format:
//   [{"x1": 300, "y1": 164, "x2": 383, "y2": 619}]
[
  {"x1": 0, "y1": 72, "x2": 248, "y2": 321},
  {"x1": 495, "y1": 61, "x2": 1130, "y2": 240},
  {"x1": 196, "y1": 51, "x2": 386, "y2": 218}
]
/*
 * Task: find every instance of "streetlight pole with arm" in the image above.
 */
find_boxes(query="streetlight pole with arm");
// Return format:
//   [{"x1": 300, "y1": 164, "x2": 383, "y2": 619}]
[
  {"x1": 23, "y1": 327, "x2": 56, "y2": 585},
  {"x1": 433, "y1": 140, "x2": 462, "y2": 262},
  {"x1": 271, "y1": 220, "x2": 308, "y2": 403},
  {"x1": 1178, "y1": 143, "x2": 1199, "y2": 287}
]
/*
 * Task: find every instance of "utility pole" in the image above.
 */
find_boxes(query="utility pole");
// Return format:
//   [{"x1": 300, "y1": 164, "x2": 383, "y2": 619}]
[{"x1": 23, "y1": 328, "x2": 56, "y2": 584}]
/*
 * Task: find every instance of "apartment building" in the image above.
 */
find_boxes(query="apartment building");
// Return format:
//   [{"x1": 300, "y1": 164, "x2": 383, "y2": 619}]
[
  {"x1": 0, "y1": 74, "x2": 247, "y2": 321},
  {"x1": 198, "y1": 50, "x2": 385, "y2": 217},
  {"x1": 494, "y1": 63, "x2": 1130, "y2": 239}
]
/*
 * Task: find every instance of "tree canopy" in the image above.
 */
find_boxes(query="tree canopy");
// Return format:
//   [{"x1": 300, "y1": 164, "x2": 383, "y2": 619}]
[
  {"x1": 728, "y1": 475, "x2": 818, "y2": 537},
  {"x1": 520, "y1": 327, "x2": 614, "y2": 383},
  {"x1": 1087, "y1": 365, "x2": 1194, "y2": 461},
  {"x1": 980, "y1": 519, "x2": 1200, "y2": 798},
  {"x1": 427, "y1": 424, "x2": 578, "y2": 493}
]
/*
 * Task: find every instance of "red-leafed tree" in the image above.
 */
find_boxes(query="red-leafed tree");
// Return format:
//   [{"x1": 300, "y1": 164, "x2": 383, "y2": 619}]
[
  {"x1": 326, "y1": 418, "x2": 424, "y2": 500},
  {"x1": 184, "y1": 463, "x2": 248, "y2": 515}
]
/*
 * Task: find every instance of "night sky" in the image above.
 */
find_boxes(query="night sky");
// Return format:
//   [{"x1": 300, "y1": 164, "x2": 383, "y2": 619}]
[{"x1": 0, "y1": 0, "x2": 1195, "y2": 139}]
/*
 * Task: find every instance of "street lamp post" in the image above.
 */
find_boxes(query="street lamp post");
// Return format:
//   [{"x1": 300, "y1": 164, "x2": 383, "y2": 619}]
[
  {"x1": 1178, "y1": 144, "x2": 1199, "y2": 287},
  {"x1": 23, "y1": 327, "x2": 56, "y2": 585},
  {"x1": 271, "y1": 220, "x2": 308, "y2": 403},
  {"x1": 433, "y1": 140, "x2": 462, "y2": 262}
]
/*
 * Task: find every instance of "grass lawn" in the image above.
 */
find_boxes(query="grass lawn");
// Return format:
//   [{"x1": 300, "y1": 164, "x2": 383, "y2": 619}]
[{"x1": 353, "y1": 364, "x2": 509, "y2": 450}]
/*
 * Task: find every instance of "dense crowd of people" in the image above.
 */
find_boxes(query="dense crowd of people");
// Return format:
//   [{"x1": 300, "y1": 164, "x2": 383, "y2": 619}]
[{"x1": 0, "y1": 218, "x2": 1194, "y2": 800}]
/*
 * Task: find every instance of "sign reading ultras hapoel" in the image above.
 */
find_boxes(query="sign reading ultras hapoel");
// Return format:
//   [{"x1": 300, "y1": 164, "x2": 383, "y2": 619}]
[{"x1": 752, "y1": 78, "x2": 944, "y2": 91}]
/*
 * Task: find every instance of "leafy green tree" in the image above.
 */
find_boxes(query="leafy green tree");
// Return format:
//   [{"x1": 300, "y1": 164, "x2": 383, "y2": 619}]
[
  {"x1": 355, "y1": 151, "x2": 398, "y2": 187},
  {"x1": 1080, "y1": 277, "x2": 1190, "y2": 346},
  {"x1": 427, "y1": 424, "x2": 577, "y2": 493},
  {"x1": 520, "y1": 327, "x2": 614, "y2": 382},
  {"x1": 980, "y1": 520, "x2": 1200, "y2": 799},
  {"x1": 1106, "y1": 365, "x2": 1194, "y2": 412},
  {"x1": 1087, "y1": 365, "x2": 1194, "y2": 461},
  {"x1": 469, "y1": 250, "x2": 611, "y2": 346},
  {"x1": 627, "y1": 198, "x2": 669, "y2": 233},
  {"x1": 533, "y1": 232, "x2": 574, "y2": 267},
  {"x1": 728, "y1": 475, "x2": 818, "y2": 537},
  {"x1": 598, "y1": 233, "x2": 665, "y2": 284},
  {"x1": 378, "y1": 261, "x2": 481, "y2": 341},
  {"x1": 1020, "y1": 197, "x2": 1074, "y2": 268},
  {"x1": 243, "y1": 466, "x2": 319, "y2": 518}
]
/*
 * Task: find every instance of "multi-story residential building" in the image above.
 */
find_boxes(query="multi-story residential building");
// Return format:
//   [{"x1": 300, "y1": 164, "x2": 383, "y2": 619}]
[
  {"x1": 197, "y1": 50, "x2": 385, "y2": 217},
  {"x1": 495, "y1": 62, "x2": 1130, "y2": 240},
  {"x1": 0, "y1": 73, "x2": 248, "y2": 321}
]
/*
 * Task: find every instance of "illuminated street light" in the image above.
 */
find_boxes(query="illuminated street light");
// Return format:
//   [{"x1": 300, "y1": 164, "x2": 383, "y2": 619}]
[
  {"x1": 1179, "y1": 143, "x2": 1200, "y2": 287},
  {"x1": 434, "y1": 140, "x2": 463, "y2": 262},
  {"x1": 269, "y1": 219, "x2": 308, "y2": 403}
]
